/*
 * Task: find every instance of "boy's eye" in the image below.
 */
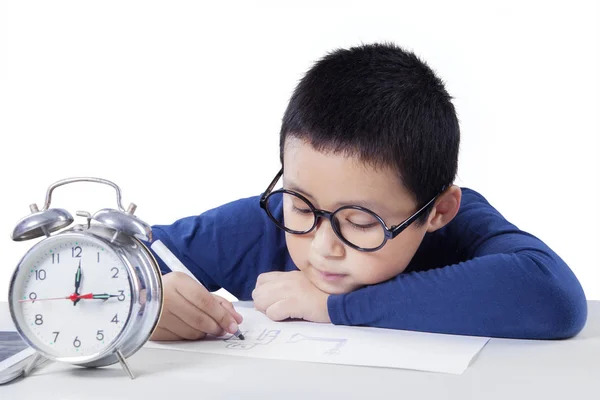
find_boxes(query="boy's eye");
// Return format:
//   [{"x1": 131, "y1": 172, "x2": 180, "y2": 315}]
[
  {"x1": 346, "y1": 219, "x2": 379, "y2": 230},
  {"x1": 292, "y1": 205, "x2": 312, "y2": 214}
]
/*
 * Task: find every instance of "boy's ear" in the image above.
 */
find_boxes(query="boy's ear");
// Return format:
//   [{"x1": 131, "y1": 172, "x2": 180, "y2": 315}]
[{"x1": 426, "y1": 185, "x2": 462, "y2": 233}]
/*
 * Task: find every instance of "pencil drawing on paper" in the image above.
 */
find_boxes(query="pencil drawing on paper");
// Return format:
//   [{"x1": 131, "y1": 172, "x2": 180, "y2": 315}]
[
  {"x1": 222, "y1": 329, "x2": 348, "y2": 355},
  {"x1": 285, "y1": 333, "x2": 348, "y2": 355},
  {"x1": 223, "y1": 328, "x2": 281, "y2": 350}
]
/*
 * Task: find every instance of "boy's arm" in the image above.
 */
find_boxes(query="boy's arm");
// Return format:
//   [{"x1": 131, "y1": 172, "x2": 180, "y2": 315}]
[
  {"x1": 148, "y1": 195, "x2": 291, "y2": 298},
  {"x1": 327, "y1": 188, "x2": 588, "y2": 339}
]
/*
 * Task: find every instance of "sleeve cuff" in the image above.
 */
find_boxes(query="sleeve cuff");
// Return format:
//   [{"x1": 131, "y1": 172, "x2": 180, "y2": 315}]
[{"x1": 327, "y1": 293, "x2": 351, "y2": 325}]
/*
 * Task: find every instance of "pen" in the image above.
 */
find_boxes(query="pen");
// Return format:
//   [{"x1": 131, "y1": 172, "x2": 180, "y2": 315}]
[{"x1": 150, "y1": 239, "x2": 245, "y2": 340}]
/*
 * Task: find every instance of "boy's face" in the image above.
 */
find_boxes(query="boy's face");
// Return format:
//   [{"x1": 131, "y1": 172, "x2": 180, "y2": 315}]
[{"x1": 282, "y1": 137, "x2": 432, "y2": 295}]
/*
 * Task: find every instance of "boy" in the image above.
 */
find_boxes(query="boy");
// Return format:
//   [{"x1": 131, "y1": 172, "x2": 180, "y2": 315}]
[{"x1": 148, "y1": 42, "x2": 587, "y2": 341}]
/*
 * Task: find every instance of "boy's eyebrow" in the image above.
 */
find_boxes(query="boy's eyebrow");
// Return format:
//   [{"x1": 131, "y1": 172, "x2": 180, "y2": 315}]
[
  {"x1": 284, "y1": 181, "x2": 316, "y2": 201},
  {"x1": 334, "y1": 198, "x2": 393, "y2": 216},
  {"x1": 283, "y1": 180, "x2": 396, "y2": 216}
]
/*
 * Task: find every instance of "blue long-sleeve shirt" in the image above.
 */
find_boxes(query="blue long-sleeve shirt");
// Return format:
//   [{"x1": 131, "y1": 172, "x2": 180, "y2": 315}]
[{"x1": 148, "y1": 187, "x2": 588, "y2": 339}]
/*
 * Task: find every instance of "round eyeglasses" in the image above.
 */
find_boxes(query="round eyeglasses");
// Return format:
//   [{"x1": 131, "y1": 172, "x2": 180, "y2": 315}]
[{"x1": 259, "y1": 169, "x2": 445, "y2": 252}]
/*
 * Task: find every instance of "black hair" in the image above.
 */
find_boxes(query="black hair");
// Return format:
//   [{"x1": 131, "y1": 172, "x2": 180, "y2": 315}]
[{"x1": 279, "y1": 42, "x2": 460, "y2": 224}]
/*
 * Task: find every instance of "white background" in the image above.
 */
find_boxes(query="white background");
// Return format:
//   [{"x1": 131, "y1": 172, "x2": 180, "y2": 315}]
[{"x1": 0, "y1": 1, "x2": 598, "y2": 302}]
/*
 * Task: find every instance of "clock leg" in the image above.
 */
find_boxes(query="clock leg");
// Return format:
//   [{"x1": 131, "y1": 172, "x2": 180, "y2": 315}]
[
  {"x1": 115, "y1": 349, "x2": 135, "y2": 380},
  {"x1": 23, "y1": 353, "x2": 48, "y2": 376}
]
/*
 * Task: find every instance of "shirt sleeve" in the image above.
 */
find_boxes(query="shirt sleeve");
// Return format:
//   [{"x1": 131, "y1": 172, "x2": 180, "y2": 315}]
[
  {"x1": 145, "y1": 195, "x2": 292, "y2": 298},
  {"x1": 327, "y1": 188, "x2": 588, "y2": 339}
]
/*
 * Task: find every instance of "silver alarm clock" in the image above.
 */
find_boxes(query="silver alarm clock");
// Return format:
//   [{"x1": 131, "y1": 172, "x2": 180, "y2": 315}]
[{"x1": 7, "y1": 177, "x2": 163, "y2": 379}]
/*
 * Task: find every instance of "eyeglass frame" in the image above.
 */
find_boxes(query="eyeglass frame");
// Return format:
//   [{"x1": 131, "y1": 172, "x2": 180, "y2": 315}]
[{"x1": 259, "y1": 168, "x2": 446, "y2": 252}]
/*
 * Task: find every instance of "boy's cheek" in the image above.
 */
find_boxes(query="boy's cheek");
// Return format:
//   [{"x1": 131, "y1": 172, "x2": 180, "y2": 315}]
[
  {"x1": 347, "y1": 252, "x2": 412, "y2": 286},
  {"x1": 285, "y1": 234, "x2": 311, "y2": 271},
  {"x1": 356, "y1": 235, "x2": 424, "y2": 283}
]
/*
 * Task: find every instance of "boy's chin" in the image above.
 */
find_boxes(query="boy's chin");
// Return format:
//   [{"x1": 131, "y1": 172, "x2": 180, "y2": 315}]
[{"x1": 309, "y1": 276, "x2": 362, "y2": 295}]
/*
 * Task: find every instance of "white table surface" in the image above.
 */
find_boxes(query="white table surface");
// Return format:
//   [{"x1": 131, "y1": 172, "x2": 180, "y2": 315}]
[{"x1": 1, "y1": 301, "x2": 599, "y2": 399}]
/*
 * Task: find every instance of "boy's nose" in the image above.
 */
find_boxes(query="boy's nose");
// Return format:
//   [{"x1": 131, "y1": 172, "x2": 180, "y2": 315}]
[{"x1": 311, "y1": 218, "x2": 344, "y2": 258}]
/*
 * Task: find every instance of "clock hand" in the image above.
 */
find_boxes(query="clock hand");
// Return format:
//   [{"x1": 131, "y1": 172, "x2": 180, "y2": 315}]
[
  {"x1": 18, "y1": 296, "x2": 71, "y2": 303},
  {"x1": 73, "y1": 259, "x2": 82, "y2": 306},
  {"x1": 90, "y1": 293, "x2": 120, "y2": 301},
  {"x1": 19, "y1": 292, "x2": 121, "y2": 303},
  {"x1": 70, "y1": 293, "x2": 121, "y2": 301}
]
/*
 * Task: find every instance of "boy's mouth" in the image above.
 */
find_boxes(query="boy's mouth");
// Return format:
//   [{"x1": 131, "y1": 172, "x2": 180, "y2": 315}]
[{"x1": 314, "y1": 268, "x2": 347, "y2": 282}]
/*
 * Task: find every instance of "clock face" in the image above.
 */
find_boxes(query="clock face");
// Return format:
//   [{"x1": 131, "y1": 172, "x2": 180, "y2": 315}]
[{"x1": 9, "y1": 233, "x2": 133, "y2": 361}]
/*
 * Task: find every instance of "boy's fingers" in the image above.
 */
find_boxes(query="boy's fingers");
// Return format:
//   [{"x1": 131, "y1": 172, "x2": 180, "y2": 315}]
[
  {"x1": 255, "y1": 271, "x2": 286, "y2": 287},
  {"x1": 213, "y1": 295, "x2": 243, "y2": 324},
  {"x1": 184, "y1": 310, "x2": 224, "y2": 337},
  {"x1": 265, "y1": 300, "x2": 292, "y2": 322},
  {"x1": 252, "y1": 280, "x2": 279, "y2": 313},
  {"x1": 177, "y1": 276, "x2": 239, "y2": 335},
  {"x1": 151, "y1": 326, "x2": 183, "y2": 342},
  {"x1": 159, "y1": 310, "x2": 207, "y2": 340},
  {"x1": 171, "y1": 291, "x2": 224, "y2": 336},
  {"x1": 175, "y1": 271, "x2": 211, "y2": 299}
]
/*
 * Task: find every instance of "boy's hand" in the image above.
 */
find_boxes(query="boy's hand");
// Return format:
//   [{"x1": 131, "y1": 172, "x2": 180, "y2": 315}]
[
  {"x1": 252, "y1": 271, "x2": 330, "y2": 323},
  {"x1": 150, "y1": 272, "x2": 243, "y2": 341}
]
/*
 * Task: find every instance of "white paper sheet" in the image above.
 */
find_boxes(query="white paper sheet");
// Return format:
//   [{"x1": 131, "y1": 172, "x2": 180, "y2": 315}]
[{"x1": 144, "y1": 302, "x2": 489, "y2": 375}]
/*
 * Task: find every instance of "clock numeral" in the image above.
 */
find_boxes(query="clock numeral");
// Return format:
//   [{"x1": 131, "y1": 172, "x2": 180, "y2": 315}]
[
  {"x1": 96, "y1": 330, "x2": 104, "y2": 341},
  {"x1": 111, "y1": 314, "x2": 119, "y2": 324},
  {"x1": 97, "y1": 252, "x2": 100, "y2": 263},
  {"x1": 111, "y1": 267, "x2": 119, "y2": 279},
  {"x1": 117, "y1": 290, "x2": 125, "y2": 301},
  {"x1": 52, "y1": 253, "x2": 60, "y2": 264},
  {"x1": 35, "y1": 269, "x2": 46, "y2": 280},
  {"x1": 34, "y1": 314, "x2": 43, "y2": 325},
  {"x1": 72, "y1": 246, "x2": 82, "y2": 258},
  {"x1": 73, "y1": 336, "x2": 81, "y2": 348},
  {"x1": 28, "y1": 292, "x2": 37, "y2": 302},
  {"x1": 52, "y1": 332, "x2": 60, "y2": 342}
]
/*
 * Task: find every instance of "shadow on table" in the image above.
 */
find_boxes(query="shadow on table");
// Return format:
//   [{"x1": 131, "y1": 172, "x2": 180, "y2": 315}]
[{"x1": 577, "y1": 301, "x2": 600, "y2": 340}]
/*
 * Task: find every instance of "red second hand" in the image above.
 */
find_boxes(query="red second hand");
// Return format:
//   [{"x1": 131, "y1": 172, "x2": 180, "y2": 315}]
[
  {"x1": 18, "y1": 296, "x2": 69, "y2": 303},
  {"x1": 19, "y1": 293, "x2": 94, "y2": 303}
]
